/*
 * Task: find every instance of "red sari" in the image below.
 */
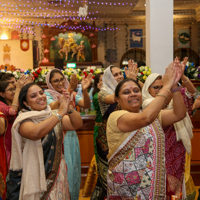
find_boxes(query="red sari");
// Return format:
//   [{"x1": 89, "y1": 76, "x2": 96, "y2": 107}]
[
  {"x1": 163, "y1": 88, "x2": 193, "y2": 199},
  {"x1": 0, "y1": 111, "x2": 7, "y2": 200},
  {"x1": 0, "y1": 101, "x2": 16, "y2": 169}
]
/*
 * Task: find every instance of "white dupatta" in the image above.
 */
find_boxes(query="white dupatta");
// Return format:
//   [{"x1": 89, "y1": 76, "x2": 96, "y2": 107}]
[{"x1": 142, "y1": 73, "x2": 193, "y2": 155}]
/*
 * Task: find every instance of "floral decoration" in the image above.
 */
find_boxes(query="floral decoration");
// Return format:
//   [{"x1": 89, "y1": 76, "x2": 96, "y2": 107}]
[
  {"x1": 81, "y1": 66, "x2": 104, "y2": 79},
  {"x1": 138, "y1": 66, "x2": 152, "y2": 82},
  {"x1": 184, "y1": 62, "x2": 200, "y2": 80}
]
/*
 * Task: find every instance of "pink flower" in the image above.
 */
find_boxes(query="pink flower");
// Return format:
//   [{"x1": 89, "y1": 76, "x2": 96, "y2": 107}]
[
  {"x1": 44, "y1": 49, "x2": 49, "y2": 53},
  {"x1": 20, "y1": 69, "x2": 24, "y2": 73},
  {"x1": 50, "y1": 37, "x2": 56, "y2": 41},
  {"x1": 41, "y1": 34, "x2": 46, "y2": 39},
  {"x1": 92, "y1": 44, "x2": 96, "y2": 48}
]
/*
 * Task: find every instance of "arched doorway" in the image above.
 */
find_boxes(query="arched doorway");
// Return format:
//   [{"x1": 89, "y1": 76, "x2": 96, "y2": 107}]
[
  {"x1": 174, "y1": 48, "x2": 199, "y2": 66},
  {"x1": 120, "y1": 48, "x2": 146, "y2": 68}
]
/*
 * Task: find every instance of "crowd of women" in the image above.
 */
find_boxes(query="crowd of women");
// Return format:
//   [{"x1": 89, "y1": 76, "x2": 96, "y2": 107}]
[{"x1": 0, "y1": 57, "x2": 200, "y2": 200}]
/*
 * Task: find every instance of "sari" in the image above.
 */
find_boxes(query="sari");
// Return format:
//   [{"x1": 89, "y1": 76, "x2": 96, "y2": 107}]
[
  {"x1": 91, "y1": 66, "x2": 119, "y2": 200},
  {"x1": 107, "y1": 110, "x2": 166, "y2": 199},
  {"x1": 7, "y1": 107, "x2": 70, "y2": 200},
  {"x1": 45, "y1": 69, "x2": 81, "y2": 200},
  {"x1": 82, "y1": 92, "x2": 102, "y2": 197},
  {"x1": 0, "y1": 111, "x2": 7, "y2": 200},
  {"x1": 0, "y1": 101, "x2": 16, "y2": 169},
  {"x1": 142, "y1": 73, "x2": 195, "y2": 199}
]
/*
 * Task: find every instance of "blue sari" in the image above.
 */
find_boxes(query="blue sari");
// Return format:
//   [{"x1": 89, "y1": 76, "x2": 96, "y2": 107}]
[{"x1": 45, "y1": 91, "x2": 81, "y2": 200}]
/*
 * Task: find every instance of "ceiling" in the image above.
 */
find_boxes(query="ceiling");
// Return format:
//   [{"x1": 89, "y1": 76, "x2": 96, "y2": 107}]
[{"x1": 0, "y1": 0, "x2": 199, "y2": 29}]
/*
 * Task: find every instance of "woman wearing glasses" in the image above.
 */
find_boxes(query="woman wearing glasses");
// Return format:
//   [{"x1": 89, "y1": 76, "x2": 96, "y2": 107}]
[
  {"x1": 0, "y1": 76, "x2": 27, "y2": 169},
  {"x1": 44, "y1": 68, "x2": 92, "y2": 200},
  {"x1": 142, "y1": 58, "x2": 196, "y2": 199}
]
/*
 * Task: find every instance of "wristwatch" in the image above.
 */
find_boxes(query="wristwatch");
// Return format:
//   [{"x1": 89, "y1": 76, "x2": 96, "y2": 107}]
[{"x1": 67, "y1": 106, "x2": 74, "y2": 115}]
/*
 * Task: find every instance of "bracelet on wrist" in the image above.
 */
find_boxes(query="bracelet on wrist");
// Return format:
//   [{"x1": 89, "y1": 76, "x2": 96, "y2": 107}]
[
  {"x1": 156, "y1": 93, "x2": 168, "y2": 101},
  {"x1": 53, "y1": 112, "x2": 62, "y2": 121},
  {"x1": 161, "y1": 88, "x2": 171, "y2": 93},
  {"x1": 12, "y1": 104, "x2": 19, "y2": 107},
  {"x1": 183, "y1": 77, "x2": 189, "y2": 84},
  {"x1": 67, "y1": 106, "x2": 74, "y2": 115},
  {"x1": 67, "y1": 88, "x2": 73, "y2": 94},
  {"x1": 171, "y1": 85, "x2": 182, "y2": 93}
]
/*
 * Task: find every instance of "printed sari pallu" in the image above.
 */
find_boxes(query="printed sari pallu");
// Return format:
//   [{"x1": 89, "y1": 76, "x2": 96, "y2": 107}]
[{"x1": 107, "y1": 119, "x2": 166, "y2": 200}]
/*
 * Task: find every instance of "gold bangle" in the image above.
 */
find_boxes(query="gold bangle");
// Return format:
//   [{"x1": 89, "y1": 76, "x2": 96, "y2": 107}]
[
  {"x1": 156, "y1": 93, "x2": 168, "y2": 101},
  {"x1": 12, "y1": 104, "x2": 18, "y2": 107},
  {"x1": 161, "y1": 88, "x2": 171, "y2": 93}
]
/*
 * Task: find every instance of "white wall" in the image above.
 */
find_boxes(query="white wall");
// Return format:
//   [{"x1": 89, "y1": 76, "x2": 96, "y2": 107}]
[{"x1": 0, "y1": 39, "x2": 33, "y2": 70}]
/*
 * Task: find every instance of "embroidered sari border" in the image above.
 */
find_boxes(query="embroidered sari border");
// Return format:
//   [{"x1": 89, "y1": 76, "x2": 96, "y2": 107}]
[
  {"x1": 108, "y1": 129, "x2": 142, "y2": 170},
  {"x1": 107, "y1": 129, "x2": 136, "y2": 161},
  {"x1": 151, "y1": 119, "x2": 166, "y2": 200}
]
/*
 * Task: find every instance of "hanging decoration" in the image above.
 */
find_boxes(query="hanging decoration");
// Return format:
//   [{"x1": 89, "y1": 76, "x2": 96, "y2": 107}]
[
  {"x1": 41, "y1": 34, "x2": 46, "y2": 39},
  {"x1": 125, "y1": 23, "x2": 128, "y2": 51},
  {"x1": 20, "y1": 39, "x2": 29, "y2": 51},
  {"x1": 50, "y1": 37, "x2": 56, "y2": 41},
  {"x1": 32, "y1": 25, "x2": 35, "y2": 41},
  {"x1": 40, "y1": 26, "x2": 44, "y2": 60},
  {"x1": 20, "y1": 25, "x2": 23, "y2": 39},
  {"x1": 26, "y1": 25, "x2": 29, "y2": 39},
  {"x1": 78, "y1": 4, "x2": 88, "y2": 18},
  {"x1": 104, "y1": 23, "x2": 108, "y2": 61},
  {"x1": 44, "y1": 49, "x2": 49, "y2": 53},
  {"x1": 114, "y1": 23, "x2": 118, "y2": 62}
]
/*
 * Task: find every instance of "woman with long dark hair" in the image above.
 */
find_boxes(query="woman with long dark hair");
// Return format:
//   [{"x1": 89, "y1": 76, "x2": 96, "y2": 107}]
[
  {"x1": 91, "y1": 60, "x2": 140, "y2": 200},
  {"x1": 0, "y1": 111, "x2": 7, "y2": 200},
  {"x1": 107, "y1": 63, "x2": 186, "y2": 199},
  {"x1": 0, "y1": 76, "x2": 27, "y2": 169},
  {"x1": 44, "y1": 68, "x2": 92, "y2": 200},
  {"x1": 7, "y1": 82, "x2": 82, "y2": 200},
  {"x1": 92, "y1": 72, "x2": 103, "y2": 163}
]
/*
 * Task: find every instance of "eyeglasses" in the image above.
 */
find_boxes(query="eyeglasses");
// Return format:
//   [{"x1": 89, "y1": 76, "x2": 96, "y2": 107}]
[
  {"x1": 5, "y1": 88, "x2": 16, "y2": 92},
  {"x1": 150, "y1": 85, "x2": 163, "y2": 92},
  {"x1": 51, "y1": 78, "x2": 65, "y2": 84},
  {"x1": 7, "y1": 81, "x2": 15, "y2": 85}
]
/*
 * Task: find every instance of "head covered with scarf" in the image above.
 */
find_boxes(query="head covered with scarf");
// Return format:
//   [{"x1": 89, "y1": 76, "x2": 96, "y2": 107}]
[
  {"x1": 142, "y1": 73, "x2": 161, "y2": 109},
  {"x1": 142, "y1": 72, "x2": 193, "y2": 154},
  {"x1": 45, "y1": 68, "x2": 73, "y2": 101},
  {"x1": 101, "y1": 65, "x2": 123, "y2": 95}
]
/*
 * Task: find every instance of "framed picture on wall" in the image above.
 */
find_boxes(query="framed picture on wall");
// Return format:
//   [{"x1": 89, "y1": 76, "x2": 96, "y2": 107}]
[
  {"x1": 178, "y1": 29, "x2": 190, "y2": 48},
  {"x1": 130, "y1": 29, "x2": 143, "y2": 48}
]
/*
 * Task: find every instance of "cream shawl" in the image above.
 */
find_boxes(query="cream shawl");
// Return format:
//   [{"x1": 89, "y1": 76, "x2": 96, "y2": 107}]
[
  {"x1": 10, "y1": 106, "x2": 52, "y2": 200},
  {"x1": 101, "y1": 65, "x2": 119, "y2": 95},
  {"x1": 45, "y1": 68, "x2": 73, "y2": 101},
  {"x1": 142, "y1": 74, "x2": 193, "y2": 155}
]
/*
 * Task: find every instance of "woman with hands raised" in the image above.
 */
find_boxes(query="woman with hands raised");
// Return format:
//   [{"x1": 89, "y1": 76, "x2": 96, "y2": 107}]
[
  {"x1": 7, "y1": 83, "x2": 82, "y2": 200},
  {"x1": 142, "y1": 58, "x2": 195, "y2": 199},
  {"x1": 91, "y1": 60, "x2": 139, "y2": 200},
  {"x1": 106, "y1": 62, "x2": 186, "y2": 199},
  {"x1": 44, "y1": 68, "x2": 91, "y2": 200},
  {"x1": 0, "y1": 74, "x2": 30, "y2": 169}
]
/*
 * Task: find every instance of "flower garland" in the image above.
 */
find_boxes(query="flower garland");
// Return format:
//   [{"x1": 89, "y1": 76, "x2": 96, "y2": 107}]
[
  {"x1": 2, "y1": 64, "x2": 200, "y2": 83},
  {"x1": 0, "y1": 67, "x2": 104, "y2": 83}
]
